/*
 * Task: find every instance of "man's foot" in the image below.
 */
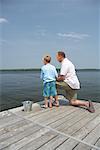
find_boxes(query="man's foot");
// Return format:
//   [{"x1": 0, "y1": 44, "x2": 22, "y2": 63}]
[
  {"x1": 53, "y1": 100, "x2": 59, "y2": 107},
  {"x1": 87, "y1": 100, "x2": 95, "y2": 113}
]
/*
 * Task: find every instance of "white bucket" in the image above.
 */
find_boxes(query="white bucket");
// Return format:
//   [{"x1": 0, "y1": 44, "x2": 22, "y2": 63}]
[{"x1": 22, "y1": 101, "x2": 33, "y2": 112}]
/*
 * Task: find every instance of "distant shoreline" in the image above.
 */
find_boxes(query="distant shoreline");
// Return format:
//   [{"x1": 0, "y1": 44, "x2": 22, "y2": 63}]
[{"x1": 0, "y1": 68, "x2": 100, "y2": 71}]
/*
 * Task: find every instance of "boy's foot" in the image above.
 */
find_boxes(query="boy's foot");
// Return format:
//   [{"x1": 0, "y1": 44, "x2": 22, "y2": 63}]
[
  {"x1": 41, "y1": 105, "x2": 48, "y2": 109},
  {"x1": 53, "y1": 100, "x2": 59, "y2": 107},
  {"x1": 87, "y1": 100, "x2": 95, "y2": 113}
]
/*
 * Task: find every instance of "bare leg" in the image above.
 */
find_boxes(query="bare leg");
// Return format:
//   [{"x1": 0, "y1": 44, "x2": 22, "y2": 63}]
[
  {"x1": 54, "y1": 95, "x2": 59, "y2": 106},
  {"x1": 70, "y1": 99, "x2": 89, "y2": 107},
  {"x1": 56, "y1": 81, "x2": 95, "y2": 112},
  {"x1": 49, "y1": 96, "x2": 53, "y2": 108},
  {"x1": 70, "y1": 99, "x2": 95, "y2": 113},
  {"x1": 44, "y1": 97, "x2": 48, "y2": 108}
]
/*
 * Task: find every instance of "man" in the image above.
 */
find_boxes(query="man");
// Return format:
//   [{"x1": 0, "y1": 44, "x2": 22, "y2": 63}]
[{"x1": 55, "y1": 51, "x2": 95, "y2": 113}]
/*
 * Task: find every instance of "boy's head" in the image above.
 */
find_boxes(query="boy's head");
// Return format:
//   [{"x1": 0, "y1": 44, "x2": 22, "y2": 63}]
[{"x1": 43, "y1": 55, "x2": 51, "y2": 64}]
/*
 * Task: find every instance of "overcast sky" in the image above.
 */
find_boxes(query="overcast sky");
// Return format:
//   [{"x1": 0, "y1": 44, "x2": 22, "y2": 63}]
[{"x1": 0, "y1": 0, "x2": 100, "y2": 69}]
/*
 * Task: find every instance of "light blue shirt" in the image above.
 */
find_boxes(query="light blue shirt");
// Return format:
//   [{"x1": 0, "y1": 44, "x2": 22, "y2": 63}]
[{"x1": 41, "y1": 63, "x2": 58, "y2": 83}]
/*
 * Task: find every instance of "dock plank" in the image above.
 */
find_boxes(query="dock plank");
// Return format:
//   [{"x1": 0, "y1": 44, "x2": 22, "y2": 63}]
[
  {"x1": 55, "y1": 108, "x2": 88, "y2": 131},
  {"x1": 56, "y1": 138, "x2": 79, "y2": 150},
  {"x1": 33, "y1": 106, "x2": 77, "y2": 125},
  {"x1": 36, "y1": 134, "x2": 68, "y2": 150},
  {"x1": 0, "y1": 123, "x2": 42, "y2": 149},
  {"x1": 0, "y1": 101, "x2": 100, "y2": 150},
  {"x1": 3, "y1": 128, "x2": 51, "y2": 150},
  {"x1": 92, "y1": 138, "x2": 100, "y2": 150},
  {"x1": 83, "y1": 124, "x2": 100, "y2": 145},
  {"x1": 49, "y1": 107, "x2": 87, "y2": 128},
  {"x1": 18, "y1": 130, "x2": 58, "y2": 150},
  {"x1": 28, "y1": 106, "x2": 67, "y2": 121},
  {"x1": 41, "y1": 106, "x2": 78, "y2": 125},
  {"x1": 0, "y1": 112, "x2": 22, "y2": 129},
  {"x1": 58, "y1": 105, "x2": 100, "y2": 136},
  {"x1": 0, "y1": 119, "x2": 31, "y2": 136},
  {"x1": 72, "y1": 114, "x2": 100, "y2": 140}
]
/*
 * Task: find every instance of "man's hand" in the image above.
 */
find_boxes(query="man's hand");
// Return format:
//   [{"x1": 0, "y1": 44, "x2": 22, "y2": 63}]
[{"x1": 57, "y1": 75, "x2": 65, "y2": 81}]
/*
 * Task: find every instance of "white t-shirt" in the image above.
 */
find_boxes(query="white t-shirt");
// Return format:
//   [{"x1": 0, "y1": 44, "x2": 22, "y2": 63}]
[{"x1": 60, "y1": 58, "x2": 80, "y2": 89}]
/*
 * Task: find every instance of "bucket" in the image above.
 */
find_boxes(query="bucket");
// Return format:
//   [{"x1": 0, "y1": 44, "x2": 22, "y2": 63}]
[{"x1": 22, "y1": 101, "x2": 33, "y2": 112}]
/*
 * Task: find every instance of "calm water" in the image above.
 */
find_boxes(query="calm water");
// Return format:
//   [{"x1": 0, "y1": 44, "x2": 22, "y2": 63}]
[{"x1": 0, "y1": 70, "x2": 100, "y2": 111}]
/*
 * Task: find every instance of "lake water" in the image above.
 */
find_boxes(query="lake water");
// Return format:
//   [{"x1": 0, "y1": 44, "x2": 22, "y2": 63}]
[{"x1": 0, "y1": 70, "x2": 100, "y2": 111}]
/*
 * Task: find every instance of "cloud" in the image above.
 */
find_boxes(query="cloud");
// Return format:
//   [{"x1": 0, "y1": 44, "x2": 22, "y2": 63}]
[
  {"x1": 0, "y1": 18, "x2": 8, "y2": 24},
  {"x1": 0, "y1": 39, "x2": 8, "y2": 46},
  {"x1": 57, "y1": 32, "x2": 90, "y2": 40},
  {"x1": 35, "y1": 26, "x2": 47, "y2": 37}
]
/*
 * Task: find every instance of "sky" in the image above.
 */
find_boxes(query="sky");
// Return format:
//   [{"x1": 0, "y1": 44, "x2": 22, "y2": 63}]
[{"x1": 0, "y1": 0, "x2": 100, "y2": 69}]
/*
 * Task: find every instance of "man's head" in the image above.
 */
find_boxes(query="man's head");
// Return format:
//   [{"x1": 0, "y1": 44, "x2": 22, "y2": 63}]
[
  {"x1": 56, "y1": 51, "x2": 66, "y2": 62},
  {"x1": 43, "y1": 55, "x2": 51, "y2": 65}
]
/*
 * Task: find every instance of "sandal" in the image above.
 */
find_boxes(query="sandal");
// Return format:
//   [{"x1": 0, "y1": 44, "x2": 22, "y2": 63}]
[
  {"x1": 87, "y1": 100, "x2": 95, "y2": 113},
  {"x1": 53, "y1": 100, "x2": 59, "y2": 107}
]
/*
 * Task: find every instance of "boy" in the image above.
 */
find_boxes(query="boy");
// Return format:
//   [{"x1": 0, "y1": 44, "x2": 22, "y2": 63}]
[{"x1": 41, "y1": 55, "x2": 59, "y2": 108}]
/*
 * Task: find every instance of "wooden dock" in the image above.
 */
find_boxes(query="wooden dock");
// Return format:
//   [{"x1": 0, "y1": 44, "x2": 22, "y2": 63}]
[{"x1": 0, "y1": 98, "x2": 100, "y2": 150}]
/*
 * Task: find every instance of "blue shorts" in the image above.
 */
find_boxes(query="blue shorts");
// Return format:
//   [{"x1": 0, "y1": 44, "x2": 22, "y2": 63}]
[{"x1": 43, "y1": 81, "x2": 57, "y2": 97}]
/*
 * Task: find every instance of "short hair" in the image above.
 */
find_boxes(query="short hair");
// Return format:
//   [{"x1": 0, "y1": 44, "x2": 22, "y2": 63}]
[
  {"x1": 44, "y1": 55, "x2": 51, "y2": 63},
  {"x1": 57, "y1": 51, "x2": 66, "y2": 58}
]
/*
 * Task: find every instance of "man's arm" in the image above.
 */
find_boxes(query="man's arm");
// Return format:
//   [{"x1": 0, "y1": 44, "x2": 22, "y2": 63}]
[{"x1": 57, "y1": 75, "x2": 65, "y2": 81}]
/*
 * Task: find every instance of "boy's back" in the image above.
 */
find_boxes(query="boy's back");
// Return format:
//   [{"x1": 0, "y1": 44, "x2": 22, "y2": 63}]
[{"x1": 41, "y1": 63, "x2": 58, "y2": 83}]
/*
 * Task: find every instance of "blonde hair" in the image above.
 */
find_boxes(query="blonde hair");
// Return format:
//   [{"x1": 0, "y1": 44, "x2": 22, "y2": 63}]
[{"x1": 44, "y1": 55, "x2": 51, "y2": 63}]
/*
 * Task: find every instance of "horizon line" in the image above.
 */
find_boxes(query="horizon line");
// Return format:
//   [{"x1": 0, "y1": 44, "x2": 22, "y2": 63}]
[{"x1": 0, "y1": 68, "x2": 100, "y2": 71}]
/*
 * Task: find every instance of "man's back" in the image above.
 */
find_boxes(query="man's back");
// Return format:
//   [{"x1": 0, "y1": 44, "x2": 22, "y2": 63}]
[{"x1": 60, "y1": 58, "x2": 80, "y2": 89}]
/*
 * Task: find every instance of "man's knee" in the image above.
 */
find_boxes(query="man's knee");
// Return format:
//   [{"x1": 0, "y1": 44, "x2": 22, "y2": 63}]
[{"x1": 70, "y1": 99, "x2": 77, "y2": 105}]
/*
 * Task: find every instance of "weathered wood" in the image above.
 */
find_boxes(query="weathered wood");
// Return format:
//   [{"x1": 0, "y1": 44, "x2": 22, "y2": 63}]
[
  {"x1": 72, "y1": 143, "x2": 94, "y2": 150},
  {"x1": 3, "y1": 128, "x2": 51, "y2": 150},
  {"x1": 0, "y1": 112, "x2": 22, "y2": 129},
  {"x1": 32, "y1": 106, "x2": 76, "y2": 125},
  {"x1": 0, "y1": 121, "x2": 35, "y2": 143},
  {"x1": 71, "y1": 114, "x2": 100, "y2": 140},
  {"x1": 18, "y1": 130, "x2": 58, "y2": 150},
  {"x1": 49, "y1": 107, "x2": 86, "y2": 128},
  {"x1": 0, "y1": 101, "x2": 100, "y2": 150},
  {"x1": 0, "y1": 111, "x2": 12, "y2": 119},
  {"x1": 33, "y1": 134, "x2": 68, "y2": 150},
  {"x1": 56, "y1": 108, "x2": 88, "y2": 131},
  {"x1": 41, "y1": 106, "x2": 78, "y2": 125},
  {"x1": 28, "y1": 106, "x2": 67, "y2": 121},
  {"x1": 0, "y1": 123, "x2": 42, "y2": 149},
  {"x1": 56, "y1": 138, "x2": 79, "y2": 150},
  {"x1": 92, "y1": 138, "x2": 100, "y2": 150},
  {"x1": 59, "y1": 105, "x2": 100, "y2": 136},
  {"x1": 83, "y1": 124, "x2": 100, "y2": 145}
]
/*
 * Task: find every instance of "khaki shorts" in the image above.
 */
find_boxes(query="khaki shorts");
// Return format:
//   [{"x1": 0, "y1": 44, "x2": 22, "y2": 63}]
[{"x1": 56, "y1": 81, "x2": 78, "y2": 101}]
